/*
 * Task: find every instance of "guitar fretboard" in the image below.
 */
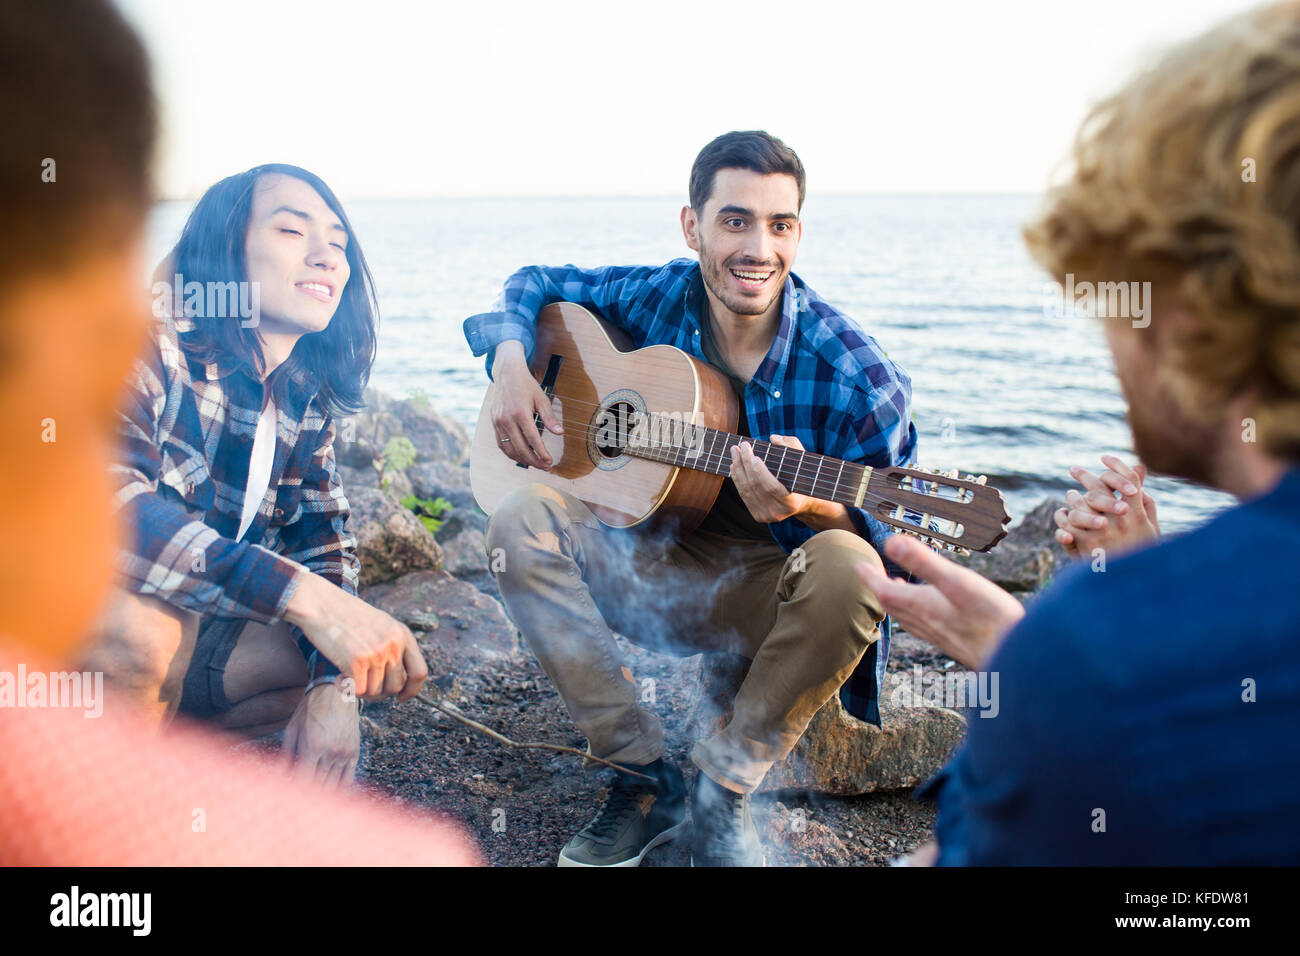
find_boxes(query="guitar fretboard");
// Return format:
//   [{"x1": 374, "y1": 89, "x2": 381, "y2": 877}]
[{"x1": 623, "y1": 414, "x2": 870, "y2": 509}]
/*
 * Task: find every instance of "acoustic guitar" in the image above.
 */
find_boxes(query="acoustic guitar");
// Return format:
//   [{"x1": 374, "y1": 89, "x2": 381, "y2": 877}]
[{"x1": 470, "y1": 302, "x2": 1010, "y2": 553}]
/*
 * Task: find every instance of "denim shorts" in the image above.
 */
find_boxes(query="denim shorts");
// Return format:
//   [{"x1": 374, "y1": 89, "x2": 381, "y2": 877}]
[{"x1": 177, "y1": 617, "x2": 247, "y2": 719}]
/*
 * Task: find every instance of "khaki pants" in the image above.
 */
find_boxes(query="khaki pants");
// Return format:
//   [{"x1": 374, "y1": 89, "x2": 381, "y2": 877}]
[{"x1": 484, "y1": 483, "x2": 885, "y2": 793}]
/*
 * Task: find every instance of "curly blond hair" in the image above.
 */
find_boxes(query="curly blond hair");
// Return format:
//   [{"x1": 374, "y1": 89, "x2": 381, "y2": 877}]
[{"x1": 1024, "y1": 1, "x2": 1300, "y2": 460}]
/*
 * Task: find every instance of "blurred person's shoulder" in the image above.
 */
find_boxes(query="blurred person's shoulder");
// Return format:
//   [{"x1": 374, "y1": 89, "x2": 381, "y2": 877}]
[
  {"x1": 996, "y1": 466, "x2": 1300, "y2": 690},
  {"x1": 975, "y1": 468, "x2": 1300, "y2": 863}
]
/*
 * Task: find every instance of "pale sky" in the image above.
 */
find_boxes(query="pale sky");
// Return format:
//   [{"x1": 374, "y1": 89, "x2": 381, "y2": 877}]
[{"x1": 118, "y1": 0, "x2": 1261, "y2": 200}]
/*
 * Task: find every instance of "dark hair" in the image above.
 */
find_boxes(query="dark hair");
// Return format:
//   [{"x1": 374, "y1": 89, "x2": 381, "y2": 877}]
[
  {"x1": 688, "y1": 130, "x2": 806, "y2": 213},
  {"x1": 0, "y1": 0, "x2": 155, "y2": 285},
  {"x1": 170, "y1": 163, "x2": 377, "y2": 416}
]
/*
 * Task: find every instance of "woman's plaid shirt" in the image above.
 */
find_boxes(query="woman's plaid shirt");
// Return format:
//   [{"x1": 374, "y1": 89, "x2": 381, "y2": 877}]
[{"x1": 111, "y1": 317, "x2": 358, "y2": 670}]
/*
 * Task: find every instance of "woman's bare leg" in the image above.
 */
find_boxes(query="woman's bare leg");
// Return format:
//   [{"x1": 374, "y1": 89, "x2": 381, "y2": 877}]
[
  {"x1": 81, "y1": 590, "x2": 198, "y2": 725},
  {"x1": 214, "y1": 620, "x2": 310, "y2": 736}
]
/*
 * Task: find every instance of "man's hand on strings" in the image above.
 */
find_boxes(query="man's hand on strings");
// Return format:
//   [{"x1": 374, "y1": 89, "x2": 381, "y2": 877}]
[
  {"x1": 730, "y1": 435, "x2": 853, "y2": 530},
  {"x1": 730, "y1": 435, "x2": 814, "y2": 523}
]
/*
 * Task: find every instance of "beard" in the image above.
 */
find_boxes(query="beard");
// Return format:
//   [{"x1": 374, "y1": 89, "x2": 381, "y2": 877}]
[
  {"x1": 1107, "y1": 320, "x2": 1228, "y2": 488},
  {"x1": 1122, "y1": 370, "x2": 1223, "y2": 487},
  {"x1": 698, "y1": 238, "x2": 785, "y2": 317}
]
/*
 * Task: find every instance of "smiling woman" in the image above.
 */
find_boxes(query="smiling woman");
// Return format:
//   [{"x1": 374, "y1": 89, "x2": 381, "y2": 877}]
[
  {"x1": 169, "y1": 163, "x2": 377, "y2": 415},
  {"x1": 89, "y1": 162, "x2": 430, "y2": 784}
]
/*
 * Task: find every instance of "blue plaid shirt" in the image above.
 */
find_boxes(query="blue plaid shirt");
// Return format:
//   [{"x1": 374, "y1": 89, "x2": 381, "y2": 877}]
[{"x1": 464, "y1": 258, "x2": 918, "y2": 724}]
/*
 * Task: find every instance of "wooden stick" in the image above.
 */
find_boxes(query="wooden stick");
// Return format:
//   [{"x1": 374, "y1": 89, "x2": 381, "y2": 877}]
[{"x1": 413, "y1": 693, "x2": 654, "y2": 782}]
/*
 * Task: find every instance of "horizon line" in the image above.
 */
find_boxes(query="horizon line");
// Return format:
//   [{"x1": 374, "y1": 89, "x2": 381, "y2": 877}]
[{"x1": 153, "y1": 190, "x2": 1041, "y2": 204}]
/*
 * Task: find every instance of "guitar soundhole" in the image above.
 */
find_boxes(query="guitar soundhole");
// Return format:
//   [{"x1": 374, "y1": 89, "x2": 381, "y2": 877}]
[{"x1": 594, "y1": 401, "x2": 638, "y2": 459}]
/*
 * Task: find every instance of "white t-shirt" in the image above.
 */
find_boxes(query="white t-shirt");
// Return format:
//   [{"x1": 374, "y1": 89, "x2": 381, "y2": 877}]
[{"x1": 236, "y1": 397, "x2": 278, "y2": 541}]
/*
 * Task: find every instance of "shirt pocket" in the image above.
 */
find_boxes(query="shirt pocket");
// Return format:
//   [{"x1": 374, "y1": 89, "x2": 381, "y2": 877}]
[
  {"x1": 269, "y1": 481, "x2": 303, "y2": 531},
  {"x1": 157, "y1": 441, "x2": 215, "y2": 513}
]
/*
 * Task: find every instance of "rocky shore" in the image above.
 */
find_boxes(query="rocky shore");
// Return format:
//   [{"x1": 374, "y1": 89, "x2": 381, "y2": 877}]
[{"x1": 298, "y1": 389, "x2": 1070, "y2": 866}]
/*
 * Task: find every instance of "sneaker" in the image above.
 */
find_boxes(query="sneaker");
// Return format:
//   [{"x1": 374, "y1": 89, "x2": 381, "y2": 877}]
[
  {"x1": 690, "y1": 771, "x2": 766, "y2": 867},
  {"x1": 557, "y1": 758, "x2": 687, "y2": 867}
]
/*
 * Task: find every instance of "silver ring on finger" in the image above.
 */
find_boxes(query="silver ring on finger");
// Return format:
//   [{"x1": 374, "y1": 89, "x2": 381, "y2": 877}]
[{"x1": 500, "y1": 436, "x2": 511, "y2": 444}]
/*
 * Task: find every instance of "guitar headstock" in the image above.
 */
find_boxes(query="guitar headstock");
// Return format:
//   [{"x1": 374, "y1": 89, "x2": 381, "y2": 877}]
[{"x1": 865, "y1": 465, "x2": 1011, "y2": 554}]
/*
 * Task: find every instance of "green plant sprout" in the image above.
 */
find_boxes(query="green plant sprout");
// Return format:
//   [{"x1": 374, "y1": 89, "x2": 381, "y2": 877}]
[
  {"x1": 401, "y1": 494, "x2": 453, "y2": 535},
  {"x1": 376, "y1": 436, "x2": 417, "y2": 491}
]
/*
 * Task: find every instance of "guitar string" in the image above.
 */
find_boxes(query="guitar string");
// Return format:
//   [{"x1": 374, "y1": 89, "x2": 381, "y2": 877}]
[
  {"x1": 532, "y1": 411, "x2": 883, "y2": 504},
  {"x1": 495, "y1": 405, "x2": 967, "y2": 534},
  {"x1": 506, "y1": 414, "x2": 973, "y2": 547},
  {"x1": 535, "y1": 389, "x2": 981, "y2": 495},
  {"x1": 497, "y1": 415, "x2": 974, "y2": 545}
]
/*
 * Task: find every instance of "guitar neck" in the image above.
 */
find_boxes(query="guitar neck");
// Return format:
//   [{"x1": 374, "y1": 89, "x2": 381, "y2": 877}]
[{"x1": 624, "y1": 415, "x2": 872, "y2": 509}]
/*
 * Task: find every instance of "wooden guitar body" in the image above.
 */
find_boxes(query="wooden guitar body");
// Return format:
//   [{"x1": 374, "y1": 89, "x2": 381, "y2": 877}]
[{"x1": 470, "y1": 302, "x2": 739, "y2": 530}]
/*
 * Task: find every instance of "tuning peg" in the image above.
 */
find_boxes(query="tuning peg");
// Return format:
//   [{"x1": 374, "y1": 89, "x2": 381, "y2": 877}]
[{"x1": 975, "y1": 475, "x2": 987, "y2": 485}]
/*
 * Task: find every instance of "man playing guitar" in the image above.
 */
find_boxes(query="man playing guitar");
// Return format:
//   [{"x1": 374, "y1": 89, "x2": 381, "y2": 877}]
[{"x1": 463, "y1": 130, "x2": 917, "y2": 866}]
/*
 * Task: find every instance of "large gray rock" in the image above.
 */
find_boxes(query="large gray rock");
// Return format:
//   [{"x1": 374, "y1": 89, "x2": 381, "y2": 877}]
[
  {"x1": 761, "y1": 673, "x2": 966, "y2": 794},
  {"x1": 687, "y1": 652, "x2": 965, "y2": 796},
  {"x1": 338, "y1": 461, "x2": 413, "y2": 501},
  {"x1": 336, "y1": 389, "x2": 470, "y2": 472},
  {"x1": 347, "y1": 485, "x2": 443, "y2": 586},
  {"x1": 336, "y1": 390, "x2": 403, "y2": 470},
  {"x1": 439, "y1": 528, "x2": 489, "y2": 578},
  {"x1": 394, "y1": 401, "x2": 471, "y2": 467},
  {"x1": 361, "y1": 569, "x2": 520, "y2": 678},
  {"x1": 954, "y1": 497, "x2": 1071, "y2": 592},
  {"x1": 407, "y1": 461, "x2": 475, "y2": 510},
  {"x1": 438, "y1": 506, "x2": 487, "y2": 541}
]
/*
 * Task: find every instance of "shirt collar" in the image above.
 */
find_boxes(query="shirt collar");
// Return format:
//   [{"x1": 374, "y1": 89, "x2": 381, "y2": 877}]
[
  {"x1": 685, "y1": 264, "x2": 798, "y2": 399},
  {"x1": 202, "y1": 355, "x2": 246, "y2": 383},
  {"x1": 191, "y1": 336, "x2": 316, "y2": 406}
]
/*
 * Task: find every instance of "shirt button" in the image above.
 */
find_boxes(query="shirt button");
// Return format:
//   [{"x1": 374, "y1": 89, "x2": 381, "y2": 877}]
[
  {"x1": 184, "y1": 482, "x2": 195, "y2": 497},
  {"x1": 273, "y1": 507, "x2": 284, "y2": 520},
  {"x1": 694, "y1": 329, "x2": 700, "y2": 336},
  {"x1": 773, "y1": 390, "x2": 781, "y2": 399}
]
